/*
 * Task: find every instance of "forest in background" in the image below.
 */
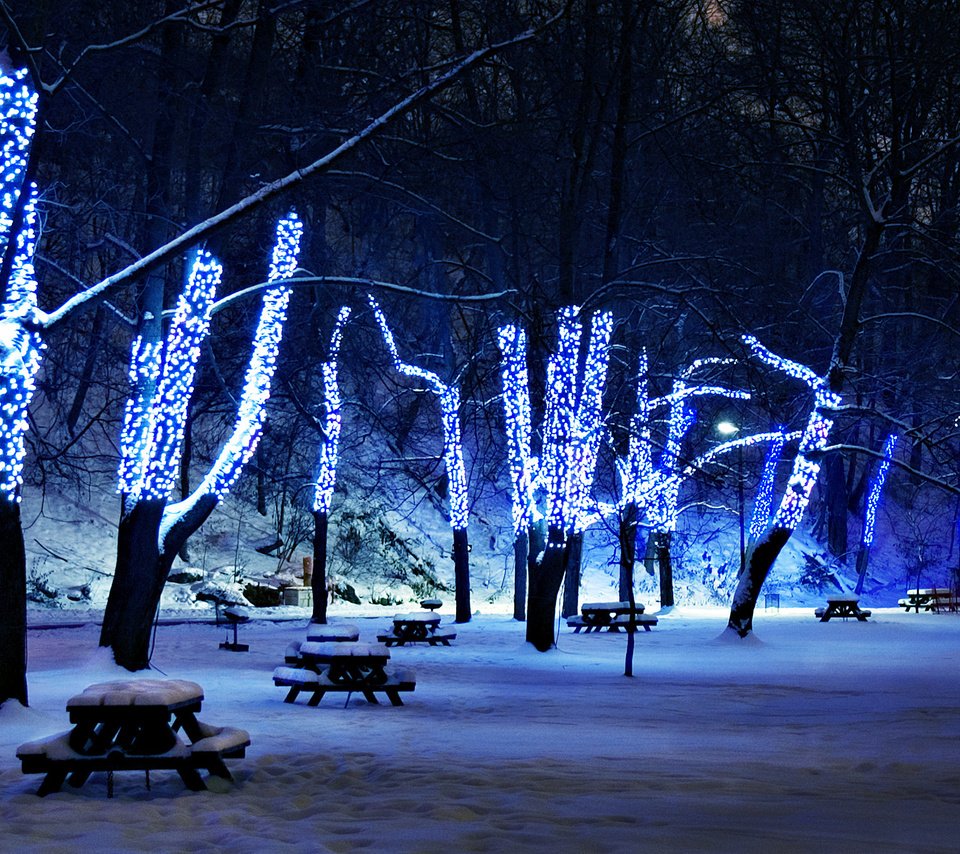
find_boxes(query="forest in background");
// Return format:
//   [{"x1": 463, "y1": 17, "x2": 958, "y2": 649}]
[{"x1": 4, "y1": 0, "x2": 960, "y2": 605}]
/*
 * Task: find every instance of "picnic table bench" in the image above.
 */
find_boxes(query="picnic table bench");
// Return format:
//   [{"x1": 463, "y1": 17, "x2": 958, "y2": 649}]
[
  {"x1": 898, "y1": 588, "x2": 959, "y2": 613},
  {"x1": 17, "y1": 679, "x2": 249, "y2": 796},
  {"x1": 568, "y1": 601, "x2": 653, "y2": 633},
  {"x1": 273, "y1": 665, "x2": 416, "y2": 707},
  {"x1": 378, "y1": 612, "x2": 456, "y2": 646},
  {"x1": 274, "y1": 641, "x2": 416, "y2": 706},
  {"x1": 815, "y1": 596, "x2": 871, "y2": 622}
]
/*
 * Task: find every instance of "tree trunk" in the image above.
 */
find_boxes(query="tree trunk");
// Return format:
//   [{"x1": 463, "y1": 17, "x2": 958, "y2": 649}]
[
  {"x1": 824, "y1": 452, "x2": 848, "y2": 558},
  {"x1": 513, "y1": 529, "x2": 527, "y2": 621},
  {"x1": 854, "y1": 546, "x2": 869, "y2": 596},
  {"x1": 526, "y1": 527, "x2": 569, "y2": 651},
  {"x1": 656, "y1": 531, "x2": 674, "y2": 608},
  {"x1": 618, "y1": 503, "x2": 638, "y2": 601},
  {"x1": 453, "y1": 527, "x2": 471, "y2": 623},
  {"x1": 100, "y1": 499, "x2": 169, "y2": 670},
  {"x1": 642, "y1": 530, "x2": 657, "y2": 576},
  {"x1": 561, "y1": 531, "x2": 583, "y2": 618},
  {"x1": 727, "y1": 527, "x2": 793, "y2": 636},
  {"x1": 311, "y1": 509, "x2": 328, "y2": 624},
  {"x1": 0, "y1": 499, "x2": 27, "y2": 706},
  {"x1": 102, "y1": 492, "x2": 218, "y2": 669}
]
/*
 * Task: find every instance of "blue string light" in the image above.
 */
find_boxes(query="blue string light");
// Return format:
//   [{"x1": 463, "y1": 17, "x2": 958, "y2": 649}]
[
  {"x1": 497, "y1": 324, "x2": 536, "y2": 535},
  {"x1": 369, "y1": 295, "x2": 469, "y2": 530},
  {"x1": 749, "y1": 431, "x2": 786, "y2": 541},
  {"x1": 197, "y1": 213, "x2": 301, "y2": 500},
  {"x1": 313, "y1": 305, "x2": 352, "y2": 515},
  {"x1": 861, "y1": 434, "x2": 898, "y2": 548},
  {"x1": 743, "y1": 335, "x2": 840, "y2": 531},
  {"x1": 0, "y1": 67, "x2": 41, "y2": 503},
  {"x1": 498, "y1": 306, "x2": 613, "y2": 540}
]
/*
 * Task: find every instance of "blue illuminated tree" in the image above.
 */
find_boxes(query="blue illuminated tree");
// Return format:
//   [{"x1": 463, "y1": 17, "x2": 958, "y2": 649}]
[
  {"x1": 854, "y1": 434, "x2": 898, "y2": 595},
  {"x1": 0, "y1": 66, "x2": 40, "y2": 706},
  {"x1": 309, "y1": 305, "x2": 352, "y2": 624},
  {"x1": 100, "y1": 215, "x2": 301, "y2": 669},
  {"x1": 499, "y1": 306, "x2": 614, "y2": 650},
  {"x1": 727, "y1": 335, "x2": 841, "y2": 637},
  {"x1": 369, "y1": 296, "x2": 472, "y2": 622}
]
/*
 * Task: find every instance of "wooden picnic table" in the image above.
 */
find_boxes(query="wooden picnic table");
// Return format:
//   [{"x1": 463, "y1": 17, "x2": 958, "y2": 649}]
[
  {"x1": 579, "y1": 601, "x2": 645, "y2": 629},
  {"x1": 815, "y1": 596, "x2": 871, "y2": 622},
  {"x1": 898, "y1": 588, "x2": 958, "y2": 613},
  {"x1": 298, "y1": 641, "x2": 391, "y2": 685},
  {"x1": 274, "y1": 642, "x2": 417, "y2": 706},
  {"x1": 17, "y1": 679, "x2": 248, "y2": 796},
  {"x1": 377, "y1": 612, "x2": 456, "y2": 646}
]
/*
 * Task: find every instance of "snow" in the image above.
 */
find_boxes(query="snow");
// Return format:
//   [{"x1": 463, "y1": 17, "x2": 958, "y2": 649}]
[{"x1": 4, "y1": 608, "x2": 960, "y2": 851}]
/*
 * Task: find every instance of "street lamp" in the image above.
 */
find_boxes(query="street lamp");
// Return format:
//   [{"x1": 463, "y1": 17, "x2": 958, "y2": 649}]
[{"x1": 717, "y1": 420, "x2": 745, "y2": 575}]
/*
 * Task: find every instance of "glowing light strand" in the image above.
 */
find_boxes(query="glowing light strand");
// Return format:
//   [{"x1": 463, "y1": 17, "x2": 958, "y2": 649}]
[
  {"x1": 570, "y1": 311, "x2": 614, "y2": 533},
  {"x1": 743, "y1": 335, "x2": 840, "y2": 531},
  {"x1": 198, "y1": 214, "x2": 301, "y2": 500},
  {"x1": 497, "y1": 324, "x2": 536, "y2": 534},
  {"x1": 368, "y1": 295, "x2": 469, "y2": 530},
  {"x1": 647, "y1": 362, "x2": 750, "y2": 533},
  {"x1": 0, "y1": 191, "x2": 42, "y2": 502},
  {"x1": 0, "y1": 68, "x2": 38, "y2": 251},
  {"x1": 141, "y1": 251, "x2": 221, "y2": 499},
  {"x1": 0, "y1": 69, "x2": 41, "y2": 503},
  {"x1": 313, "y1": 305, "x2": 352, "y2": 514},
  {"x1": 861, "y1": 434, "x2": 898, "y2": 548},
  {"x1": 116, "y1": 335, "x2": 163, "y2": 495},
  {"x1": 749, "y1": 431, "x2": 786, "y2": 541}
]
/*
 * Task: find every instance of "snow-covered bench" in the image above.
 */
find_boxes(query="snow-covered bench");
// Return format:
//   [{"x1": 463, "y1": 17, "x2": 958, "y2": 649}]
[
  {"x1": 568, "y1": 613, "x2": 657, "y2": 632},
  {"x1": 17, "y1": 722, "x2": 249, "y2": 797},
  {"x1": 273, "y1": 665, "x2": 416, "y2": 706}
]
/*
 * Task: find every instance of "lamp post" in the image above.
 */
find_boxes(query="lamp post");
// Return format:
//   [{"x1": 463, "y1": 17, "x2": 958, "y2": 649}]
[{"x1": 717, "y1": 420, "x2": 745, "y2": 576}]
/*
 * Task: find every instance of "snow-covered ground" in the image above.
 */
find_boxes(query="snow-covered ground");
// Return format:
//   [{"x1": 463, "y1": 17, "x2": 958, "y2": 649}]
[{"x1": 3, "y1": 606, "x2": 960, "y2": 852}]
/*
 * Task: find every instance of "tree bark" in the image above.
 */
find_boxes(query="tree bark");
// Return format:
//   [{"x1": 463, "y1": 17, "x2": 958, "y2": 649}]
[
  {"x1": 102, "y1": 493, "x2": 219, "y2": 669},
  {"x1": 656, "y1": 531, "x2": 674, "y2": 608},
  {"x1": 311, "y1": 509, "x2": 328, "y2": 624},
  {"x1": 727, "y1": 527, "x2": 793, "y2": 636},
  {"x1": 453, "y1": 527, "x2": 471, "y2": 623},
  {"x1": 513, "y1": 529, "x2": 527, "y2": 621},
  {"x1": 100, "y1": 498, "x2": 167, "y2": 670},
  {"x1": 526, "y1": 527, "x2": 569, "y2": 651},
  {"x1": 0, "y1": 499, "x2": 27, "y2": 706},
  {"x1": 824, "y1": 452, "x2": 848, "y2": 558},
  {"x1": 618, "y1": 503, "x2": 638, "y2": 601},
  {"x1": 561, "y1": 531, "x2": 583, "y2": 618}
]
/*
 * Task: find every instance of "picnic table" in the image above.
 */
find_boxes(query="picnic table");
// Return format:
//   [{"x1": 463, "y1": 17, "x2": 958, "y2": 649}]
[
  {"x1": 17, "y1": 679, "x2": 249, "y2": 796},
  {"x1": 274, "y1": 641, "x2": 416, "y2": 706},
  {"x1": 898, "y1": 588, "x2": 958, "y2": 613},
  {"x1": 298, "y1": 642, "x2": 390, "y2": 685},
  {"x1": 568, "y1": 601, "x2": 657, "y2": 633},
  {"x1": 305, "y1": 622, "x2": 361, "y2": 642},
  {"x1": 377, "y1": 612, "x2": 457, "y2": 646},
  {"x1": 815, "y1": 596, "x2": 871, "y2": 622}
]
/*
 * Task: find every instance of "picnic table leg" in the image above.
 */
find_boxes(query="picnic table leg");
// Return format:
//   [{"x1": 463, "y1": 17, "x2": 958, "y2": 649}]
[
  {"x1": 67, "y1": 768, "x2": 93, "y2": 788},
  {"x1": 361, "y1": 690, "x2": 380, "y2": 704},
  {"x1": 307, "y1": 689, "x2": 326, "y2": 707},
  {"x1": 283, "y1": 686, "x2": 301, "y2": 704},
  {"x1": 37, "y1": 770, "x2": 68, "y2": 797},
  {"x1": 177, "y1": 765, "x2": 206, "y2": 791},
  {"x1": 385, "y1": 689, "x2": 404, "y2": 707}
]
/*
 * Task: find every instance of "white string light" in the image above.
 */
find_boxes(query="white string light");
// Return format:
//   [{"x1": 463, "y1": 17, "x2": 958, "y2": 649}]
[
  {"x1": 743, "y1": 335, "x2": 840, "y2": 531},
  {"x1": 861, "y1": 434, "x2": 898, "y2": 548},
  {"x1": 0, "y1": 68, "x2": 41, "y2": 503},
  {"x1": 313, "y1": 305, "x2": 352, "y2": 514},
  {"x1": 197, "y1": 213, "x2": 301, "y2": 500},
  {"x1": 368, "y1": 295, "x2": 469, "y2": 530},
  {"x1": 749, "y1": 430, "x2": 786, "y2": 541}
]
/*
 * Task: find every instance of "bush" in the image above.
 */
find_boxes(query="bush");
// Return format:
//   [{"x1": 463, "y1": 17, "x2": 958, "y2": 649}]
[{"x1": 169, "y1": 570, "x2": 203, "y2": 584}]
